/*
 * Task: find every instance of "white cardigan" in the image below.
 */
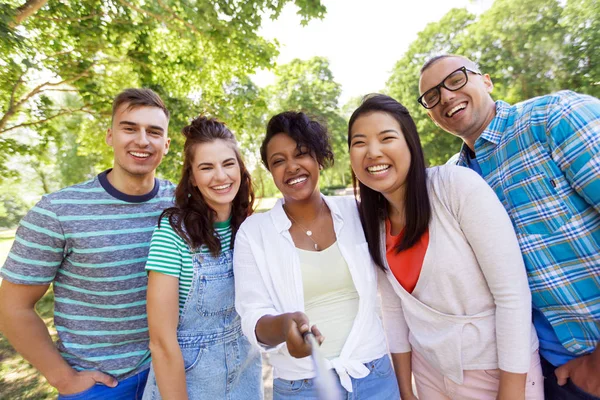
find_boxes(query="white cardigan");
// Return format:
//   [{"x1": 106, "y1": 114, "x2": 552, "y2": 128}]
[
  {"x1": 233, "y1": 195, "x2": 388, "y2": 392},
  {"x1": 379, "y1": 165, "x2": 539, "y2": 384}
]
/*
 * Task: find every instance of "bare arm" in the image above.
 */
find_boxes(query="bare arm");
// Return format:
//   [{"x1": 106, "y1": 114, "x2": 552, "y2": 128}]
[
  {"x1": 497, "y1": 371, "x2": 526, "y2": 400},
  {"x1": 391, "y1": 352, "x2": 418, "y2": 400},
  {"x1": 256, "y1": 312, "x2": 323, "y2": 358},
  {"x1": 146, "y1": 271, "x2": 188, "y2": 400},
  {"x1": 0, "y1": 280, "x2": 115, "y2": 394}
]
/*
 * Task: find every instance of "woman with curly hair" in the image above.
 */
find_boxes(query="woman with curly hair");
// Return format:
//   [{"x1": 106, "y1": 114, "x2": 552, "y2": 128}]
[
  {"x1": 142, "y1": 116, "x2": 262, "y2": 399},
  {"x1": 233, "y1": 111, "x2": 400, "y2": 399}
]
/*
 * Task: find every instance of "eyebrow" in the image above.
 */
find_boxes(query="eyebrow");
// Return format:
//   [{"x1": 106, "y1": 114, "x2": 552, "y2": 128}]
[
  {"x1": 119, "y1": 121, "x2": 165, "y2": 132},
  {"x1": 269, "y1": 152, "x2": 284, "y2": 162},
  {"x1": 351, "y1": 129, "x2": 399, "y2": 139},
  {"x1": 197, "y1": 158, "x2": 236, "y2": 168}
]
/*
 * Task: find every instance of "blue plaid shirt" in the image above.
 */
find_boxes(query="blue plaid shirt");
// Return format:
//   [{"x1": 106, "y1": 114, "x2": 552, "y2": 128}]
[{"x1": 454, "y1": 91, "x2": 600, "y2": 358}]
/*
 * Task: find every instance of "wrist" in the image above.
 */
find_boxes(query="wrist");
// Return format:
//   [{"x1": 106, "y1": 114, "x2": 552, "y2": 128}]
[{"x1": 48, "y1": 366, "x2": 78, "y2": 392}]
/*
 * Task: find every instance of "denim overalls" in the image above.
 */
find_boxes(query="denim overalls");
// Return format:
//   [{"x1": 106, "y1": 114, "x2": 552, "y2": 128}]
[{"x1": 143, "y1": 249, "x2": 263, "y2": 399}]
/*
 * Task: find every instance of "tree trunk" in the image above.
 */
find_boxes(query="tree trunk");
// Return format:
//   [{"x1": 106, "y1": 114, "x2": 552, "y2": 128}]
[{"x1": 11, "y1": 0, "x2": 48, "y2": 27}]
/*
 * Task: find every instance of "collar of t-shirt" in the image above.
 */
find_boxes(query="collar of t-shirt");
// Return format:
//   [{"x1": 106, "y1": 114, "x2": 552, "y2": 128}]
[
  {"x1": 464, "y1": 148, "x2": 483, "y2": 176},
  {"x1": 98, "y1": 169, "x2": 160, "y2": 202}
]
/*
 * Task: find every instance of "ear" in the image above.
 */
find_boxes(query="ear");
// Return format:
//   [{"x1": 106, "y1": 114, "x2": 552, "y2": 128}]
[
  {"x1": 164, "y1": 136, "x2": 171, "y2": 155},
  {"x1": 482, "y1": 74, "x2": 494, "y2": 94},
  {"x1": 106, "y1": 128, "x2": 113, "y2": 146}
]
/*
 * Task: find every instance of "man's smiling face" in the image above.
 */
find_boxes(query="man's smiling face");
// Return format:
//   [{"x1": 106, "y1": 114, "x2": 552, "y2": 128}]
[
  {"x1": 106, "y1": 104, "x2": 170, "y2": 179},
  {"x1": 419, "y1": 56, "x2": 496, "y2": 146}
]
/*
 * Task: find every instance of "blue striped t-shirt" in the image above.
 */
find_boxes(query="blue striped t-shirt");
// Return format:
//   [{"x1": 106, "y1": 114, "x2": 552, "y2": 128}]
[{"x1": 1, "y1": 170, "x2": 175, "y2": 379}]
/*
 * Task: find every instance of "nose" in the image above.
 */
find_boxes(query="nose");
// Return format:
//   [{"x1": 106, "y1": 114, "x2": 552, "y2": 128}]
[
  {"x1": 214, "y1": 165, "x2": 227, "y2": 181},
  {"x1": 285, "y1": 159, "x2": 300, "y2": 173},
  {"x1": 439, "y1": 86, "x2": 456, "y2": 105},
  {"x1": 366, "y1": 141, "x2": 383, "y2": 159},
  {"x1": 135, "y1": 129, "x2": 150, "y2": 147}
]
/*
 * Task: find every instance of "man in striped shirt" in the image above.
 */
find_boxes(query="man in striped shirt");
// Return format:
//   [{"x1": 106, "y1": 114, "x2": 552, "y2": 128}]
[
  {"x1": 418, "y1": 55, "x2": 600, "y2": 399},
  {"x1": 0, "y1": 88, "x2": 175, "y2": 399}
]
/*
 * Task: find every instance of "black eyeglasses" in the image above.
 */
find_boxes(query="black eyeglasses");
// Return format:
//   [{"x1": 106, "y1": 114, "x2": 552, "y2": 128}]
[{"x1": 418, "y1": 66, "x2": 482, "y2": 109}]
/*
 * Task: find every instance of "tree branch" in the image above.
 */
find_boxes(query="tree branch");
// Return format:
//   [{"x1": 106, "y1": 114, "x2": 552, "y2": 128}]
[
  {"x1": 0, "y1": 106, "x2": 94, "y2": 135},
  {"x1": 0, "y1": 63, "x2": 95, "y2": 133},
  {"x1": 116, "y1": 0, "x2": 188, "y2": 34},
  {"x1": 156, "y1": 0, "x2": 202, "y2": 36},
  {"x1": 8, "y1": 68, "x2": 28, "y2": 113},
  {"x1": 9, "y1": 0, "x2": 48, "y2": 27},
  {"x1": 35, "y1": 13, "x2": 103, "y2": 22}
]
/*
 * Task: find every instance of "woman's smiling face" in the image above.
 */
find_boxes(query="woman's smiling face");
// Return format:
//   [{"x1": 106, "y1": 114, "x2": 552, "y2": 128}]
[
  {"x1": 266, "y1": 133, "x2": 321, "y2": 203},
  {"x1": 349, "y1": 111, "x2": 412, "y2": 196}
]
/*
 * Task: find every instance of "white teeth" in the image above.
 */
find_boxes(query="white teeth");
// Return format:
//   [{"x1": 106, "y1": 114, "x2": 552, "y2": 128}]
[
  {"x1": 446, "y1": 103, "x2": 466, "y2": 117},
  {"x1": 130, "y1": 151, "x2": 150, "y2": 158},
  {"x1": 287, "y1": 176, "x2": 307, "y2": 185},
  {"x1": 367, "y1": 164, "x2": 390, "y2": 174},
  {"x1": 213, "y1": 184, "x2": 232, "y2": 190}
]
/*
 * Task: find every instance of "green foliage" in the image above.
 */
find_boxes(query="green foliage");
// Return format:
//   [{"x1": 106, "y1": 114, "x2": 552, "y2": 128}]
[
  {"x1": 386, "y1": 0, "x2": 599, "y2": 166},
  {"x1": 386, "y1": 8, "x2": 474, "y2": 166},
  {"x1": 0, "y1": 0, "x2": 325, "y2": 194},
  {"x1": 266, "y1": 57, "x2": 351, "y2": 187},
  {"x1": 0, "y1": 180, "x2": 31, "y2": 228}
]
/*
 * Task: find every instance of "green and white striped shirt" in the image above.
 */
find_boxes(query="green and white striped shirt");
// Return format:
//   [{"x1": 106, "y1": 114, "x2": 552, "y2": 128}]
[{"x1": 145, "y1": 217, "x2": 232, "y2": 312}]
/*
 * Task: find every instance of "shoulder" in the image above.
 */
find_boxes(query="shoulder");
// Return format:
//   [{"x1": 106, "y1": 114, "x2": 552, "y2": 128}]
[
  {"x1": 426, "y1": 165, "x2": 486, "y2": 202},
  {"x1": 325, "y1": 194, "x2": 360, "y2": 219},
  {"x1": 31, "y1": 176, "x2": 101, "y2": 215},
  {"x1": 427, "y1": 164, "x2": 481, "y2": 185},
  {"x1": 239, "y1": 208, "x2": 274, "y2": 233},
  {"x1": 156, "y1": 179, "x2": 176, "y2": 203},
  {"x1": 326, "y1": 194, "x2": 356, "y2": 209},
  {"x1": 515, "y1": 91, "x2": 598, "y2": 116},
  {"x1": 157, "y1": 178, "x2": 176, "y2": 193}
]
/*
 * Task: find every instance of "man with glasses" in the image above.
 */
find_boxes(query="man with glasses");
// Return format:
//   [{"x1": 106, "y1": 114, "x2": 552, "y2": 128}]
[{"x1": 419, "y1": 54, "x2": 600, "y2": 400}]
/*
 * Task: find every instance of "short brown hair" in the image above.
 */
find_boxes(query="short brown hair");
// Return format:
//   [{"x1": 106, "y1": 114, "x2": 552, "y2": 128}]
[
  {"x1": 111, "y1": 88, "x2": 170, "y2": 120},
  {"x1": 420, "y1": 54, "x2": 480, "y2": 75}
]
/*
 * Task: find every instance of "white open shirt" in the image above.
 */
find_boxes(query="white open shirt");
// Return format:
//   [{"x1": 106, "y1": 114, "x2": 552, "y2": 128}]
[{"x1": 233, "y1": 195, "x2": 388, "y2": 392}]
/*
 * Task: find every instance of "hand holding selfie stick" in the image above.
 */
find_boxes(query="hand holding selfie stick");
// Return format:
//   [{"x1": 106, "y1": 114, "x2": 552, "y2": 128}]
[{"x1": 302, "y1": 331, "x2": 343, "y2": 400}]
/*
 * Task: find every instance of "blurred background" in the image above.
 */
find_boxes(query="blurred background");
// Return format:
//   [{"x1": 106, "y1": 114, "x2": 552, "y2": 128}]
[{"x1": 0, "y1": 0, "x2": 598, "y2": 397}]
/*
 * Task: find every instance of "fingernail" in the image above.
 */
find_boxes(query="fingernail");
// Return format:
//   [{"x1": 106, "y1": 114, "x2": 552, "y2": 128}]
[{"x1": 300, "y1": 324, "x2": 308, "y2": 331}]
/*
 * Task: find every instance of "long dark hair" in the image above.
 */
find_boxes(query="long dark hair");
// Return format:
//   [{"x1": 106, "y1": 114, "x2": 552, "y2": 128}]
[
  {"x1": 161, "y1": 116, "x2": 255, "y2": 256},
  {"x1": 347, "y1": 94, "x2": 431, "y2": 270}
]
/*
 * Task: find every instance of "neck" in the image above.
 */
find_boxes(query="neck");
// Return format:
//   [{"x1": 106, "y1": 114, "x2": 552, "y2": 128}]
[
  {"x1": 106, "y1": 167, "x2": 155, "y2": 196},
  {"x1": 464, "y1": 102, "x2": 497, "y2": 151},
  {"x1": 383, "y1": 185, "x2": 406, "y2": 222},
  {"x1": 283, "y1": 191, "x2": 323, "y2": 222},
  {"x1": 214, "y1": 204, "x2": 232, "y2": 223}
]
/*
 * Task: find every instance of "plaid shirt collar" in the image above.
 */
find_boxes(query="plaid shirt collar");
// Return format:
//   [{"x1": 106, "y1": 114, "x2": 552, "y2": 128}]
[{"x1": 457, "y1": 100, "x2": 511, "y2": 165}]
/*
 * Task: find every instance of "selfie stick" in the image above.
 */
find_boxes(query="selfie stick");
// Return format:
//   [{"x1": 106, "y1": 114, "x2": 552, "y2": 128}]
[{"x1": 303, "y1": 332, "x2": 343, "y2": 400}]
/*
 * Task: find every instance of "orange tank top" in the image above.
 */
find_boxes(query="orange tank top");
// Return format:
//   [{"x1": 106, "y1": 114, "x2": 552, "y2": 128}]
[{"x1": 385, "y1": 219, "x2": 429, "y2": 293}]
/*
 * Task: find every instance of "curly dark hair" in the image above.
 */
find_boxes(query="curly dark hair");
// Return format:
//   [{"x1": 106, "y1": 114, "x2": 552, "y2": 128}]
[
  {"x1": 260, "y1": 111, "x2": 334, "y2": 170},
  {"x1": 160, "y1": 116, "x2": 255, "y2": 256}
]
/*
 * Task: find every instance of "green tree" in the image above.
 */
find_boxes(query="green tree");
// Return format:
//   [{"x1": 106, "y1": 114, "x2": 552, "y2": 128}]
[
  {"x1": 0, "y1": 0, "x2": 326, "y2": 183},
  {"x1": 266, "y1": 57, "x2": 351, "y2": 187},
  {"x1": 462, "y1": 0, "x2": 566, "y2": 103},
  {"x1": 386, "y1": 0, "x2": 599, "y2": 166},
  {"x1": 386, "y1": 8, "x2": 475, "y2": 166},
  {"x1": 560, "y1": 0, "x2": 600, "y2": 97}
]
